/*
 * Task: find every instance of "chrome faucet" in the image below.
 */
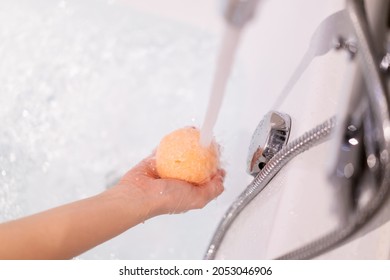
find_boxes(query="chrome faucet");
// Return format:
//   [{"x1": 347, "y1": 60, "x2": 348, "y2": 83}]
[
  {"x1": 207, "y1": 0, "x2": 390, "y2": 260},
  {"x1": 247, "y1": 111, "x2": 291, "y2": 176}
]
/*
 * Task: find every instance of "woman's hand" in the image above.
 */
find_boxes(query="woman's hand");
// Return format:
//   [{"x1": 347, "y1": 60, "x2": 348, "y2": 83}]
[
  {"x1": 113, "y1": 154, "x2": 225, "y2": 219},
  {"x1": 0, "y1": 153, "x2": 225, "y2": 259}
]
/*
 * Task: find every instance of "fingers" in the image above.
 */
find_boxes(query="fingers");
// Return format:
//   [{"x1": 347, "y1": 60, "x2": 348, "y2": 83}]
[
  {"x1": 154, "y1": 168, "x2": 226, "y2": 214},
  {"x1": 196, "y1": 169, "x2": 225, "y2": 206},
  {"x1": 120, "y1": 151, "x2": 226, "y2": 215}
]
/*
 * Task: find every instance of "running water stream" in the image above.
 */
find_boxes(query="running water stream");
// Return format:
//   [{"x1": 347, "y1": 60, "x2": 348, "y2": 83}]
[{"x1": 199, "y1": 26, "x2": 241, "y2": 147}]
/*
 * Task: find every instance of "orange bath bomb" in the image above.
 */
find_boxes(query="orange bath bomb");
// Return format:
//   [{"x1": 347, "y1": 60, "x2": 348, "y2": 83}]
[{"x1": 156, "y1": 127, "x2": 219, "y2": 185}]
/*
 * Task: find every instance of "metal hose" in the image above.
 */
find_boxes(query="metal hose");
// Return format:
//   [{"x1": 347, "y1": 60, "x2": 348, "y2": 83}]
[
  {"x1": 204, "y1": 116, "x2": 337, "y2": 260},
  {"x1": 276, "y1": 180, "x2": 390, "y2": 259}
]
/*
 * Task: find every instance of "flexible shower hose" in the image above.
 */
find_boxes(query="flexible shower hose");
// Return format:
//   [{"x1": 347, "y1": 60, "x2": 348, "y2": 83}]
[
  {"x1": 205, "y1": 113, "x2": 389, "y2": 259},
  {"x1": 204, "y1": 116, "x2": 337, "y2": 260}
]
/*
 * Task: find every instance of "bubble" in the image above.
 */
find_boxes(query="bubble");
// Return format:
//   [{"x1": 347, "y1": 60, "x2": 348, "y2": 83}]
[{"x1": 343, "y1": 163, "x2": 354, "y2": 178}]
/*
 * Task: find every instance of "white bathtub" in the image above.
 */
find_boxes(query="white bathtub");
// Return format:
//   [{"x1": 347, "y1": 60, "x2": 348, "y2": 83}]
[{"x1": 0, "y1": 0, "x2": 389, "y2": 259}]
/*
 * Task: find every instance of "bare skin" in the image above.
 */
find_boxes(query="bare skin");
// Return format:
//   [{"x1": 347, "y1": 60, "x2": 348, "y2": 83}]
[{"x1": 0, "y1": 154, "x2": 225, "y2": 259}]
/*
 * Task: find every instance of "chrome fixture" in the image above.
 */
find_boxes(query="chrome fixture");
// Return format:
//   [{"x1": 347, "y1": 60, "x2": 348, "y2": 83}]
[
  {"x1": 278, "y1": 0, "x2": 390, "y2": 259},
  {"x1": 205, "y1": 117, "x2": 336, "y2": 260},
  {"x1": 247, "y1": 111, "x2": 291, "y2": 176},
  {"x1": 272, "y1": 9, "x2": 354, "y2": 110},
  {"x1": 207, "y1": 0, "x2": 390, "y2": 260}
]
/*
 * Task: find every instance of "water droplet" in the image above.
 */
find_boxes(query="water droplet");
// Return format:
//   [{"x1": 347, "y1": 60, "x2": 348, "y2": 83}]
[
  {"x1": 1, "y1": 170, "x2": 7, "y2": 177},
  {"x1": 347, "y1": 125, "x2": 357, "y2": 132},
  {"x1": 22, "y1": 109, "x2": 29, "y2": 118},
  {"x1": 367, "y1": 154, "x2": 377, "y2": 169},
  {"x1": 344, "y1": 163, "x2": 354, "y2": 179},
  {"x1": 348, "y1": 138, "x2": 359, "y2": 146},
  {"x1": 380, "y1": 150, "x2": 389, "y2": 164}
]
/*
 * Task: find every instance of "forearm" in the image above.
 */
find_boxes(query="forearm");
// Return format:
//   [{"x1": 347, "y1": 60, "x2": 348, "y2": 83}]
[
  {"x1": 0, "y1": 188, "x2": 153, "y2": 259},
  {"x1": 0, "y1": 154, "x2": 224, "y2": 260}
]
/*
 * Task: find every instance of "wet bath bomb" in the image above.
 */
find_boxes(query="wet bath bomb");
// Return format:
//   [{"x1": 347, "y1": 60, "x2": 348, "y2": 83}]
[{"x1": 156, "y1": 127, "x2": 219, "y2": 185}]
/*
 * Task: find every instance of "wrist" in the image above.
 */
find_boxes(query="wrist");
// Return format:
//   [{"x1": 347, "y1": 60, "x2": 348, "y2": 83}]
[{"x1": 104, "y1": 183, "x2": 163, "y2": 223}]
